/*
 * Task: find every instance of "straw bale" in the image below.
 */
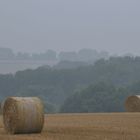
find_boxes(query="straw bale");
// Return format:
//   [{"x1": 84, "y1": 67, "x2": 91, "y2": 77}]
[
  {"x1": 3, "y1": 97, "x2": 44, "y2": 134},
  {"x1": 125, "y1": 95, "x2": 140, "y2": 112}
]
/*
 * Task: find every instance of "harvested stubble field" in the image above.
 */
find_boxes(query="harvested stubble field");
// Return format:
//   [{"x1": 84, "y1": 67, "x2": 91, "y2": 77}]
[{"x1": 0, "y1": 113, "x2": 140, "y2": 140}]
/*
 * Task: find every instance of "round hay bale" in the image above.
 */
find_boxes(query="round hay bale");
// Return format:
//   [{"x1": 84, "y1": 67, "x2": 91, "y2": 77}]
[
  {"x1": 125, "y1": 95, "x2": 140, "y2": 112},
  {"x1": 3, "y1": 97, "x2": 44, "y2": 134}
]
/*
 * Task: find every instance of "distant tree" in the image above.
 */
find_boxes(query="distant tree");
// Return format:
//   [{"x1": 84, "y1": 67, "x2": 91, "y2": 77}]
[
  {"x1": 44, "y1": 50, "x2": 57, "y2": 61},
  {"x1": 53, "y1": 61, "x2": 88, "y2": 70},
  {"x1": 0, "y1": 48, "x2": 15, "y2": 60},
  {"x1": 58, "y1": 51, "x2": 78, "y2": 61},
  {"x1": 99, "y1": 51, "x2": 109, "y2": 59},
  {"x1": 78, "y1": 49, "x2": 98, "y2": 62},
  {"x1": 31, "y1": 50, "x2": 57, "y2": 61},
  {"x1": 0, "y1": 56, "x2": 140, "y2": 112},
  {"x1": 16, "y1": 52, "x2": 31, "y2": 60},
  {"x1": 31, "y1": 53, "x2": 40, "y2": 60},
  {"x1": 60, "y1": 83, "x2": 129, "y2": 113}
]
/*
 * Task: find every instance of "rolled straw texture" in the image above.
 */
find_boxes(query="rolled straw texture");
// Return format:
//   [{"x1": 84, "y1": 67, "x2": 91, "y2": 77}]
[
  {"x1": 125, "y1": 95, "x2": 140, "y2": 112},
  {"x1": 3, "y1": 97, "x2": 44, "y2": 134}
]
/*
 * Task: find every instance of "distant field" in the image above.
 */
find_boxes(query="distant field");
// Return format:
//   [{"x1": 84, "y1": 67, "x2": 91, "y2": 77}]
[{"x1": 0, "y1": 113, "x2": 140, "y2": 140}]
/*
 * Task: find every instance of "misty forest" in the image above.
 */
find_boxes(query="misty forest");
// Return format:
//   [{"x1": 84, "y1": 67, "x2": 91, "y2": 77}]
[{"x1": 0, "y1": 49, "x2": 140, "y2": 113}]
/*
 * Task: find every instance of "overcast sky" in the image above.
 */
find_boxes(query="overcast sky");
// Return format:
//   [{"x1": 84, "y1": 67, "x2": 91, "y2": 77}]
[{"x1": 0, "y1": 0, "x2": 140, "y2": 55}]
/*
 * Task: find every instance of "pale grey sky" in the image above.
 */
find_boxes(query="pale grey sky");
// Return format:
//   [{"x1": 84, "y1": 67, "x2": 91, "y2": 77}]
[{"x1": 0, "y1": 0, "x2": 140, "y2": 55}]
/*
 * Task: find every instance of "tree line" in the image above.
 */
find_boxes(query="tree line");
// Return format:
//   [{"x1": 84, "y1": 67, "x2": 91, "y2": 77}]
[
  {"x1": 0, "y1": 56, "x2": 140, "y2": 113},
  {"x1": 0, "y1": 48, "x2": 109, "y2": 62}
]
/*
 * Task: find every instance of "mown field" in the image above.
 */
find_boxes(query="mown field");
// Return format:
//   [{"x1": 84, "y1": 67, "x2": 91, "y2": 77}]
[{"x1": 0, "y1": 113, "x2": 140, "y2": 140}]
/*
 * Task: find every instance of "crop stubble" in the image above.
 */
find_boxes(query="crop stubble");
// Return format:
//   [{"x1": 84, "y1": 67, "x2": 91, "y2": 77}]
[{"x1": 0, "y1": 113, "x2": 140, "y2": 140}]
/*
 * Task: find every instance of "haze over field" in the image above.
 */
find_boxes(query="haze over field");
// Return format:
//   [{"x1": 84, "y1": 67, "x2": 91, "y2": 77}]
[
  {"x1": 1, "y1": 2, "x2": 140, "y2": 139},
  {"x1": 0, "y1": 0, "x2": 140, "y2": 55}
]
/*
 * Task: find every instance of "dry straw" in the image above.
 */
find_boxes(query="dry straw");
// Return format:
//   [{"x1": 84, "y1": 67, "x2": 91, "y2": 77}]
[
  {"x1": 3, "y1": 97, "x2": 44, "y2": 134},
  {"x1": 125, "y1": 95, "x2": 140, "y2": 112}
]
